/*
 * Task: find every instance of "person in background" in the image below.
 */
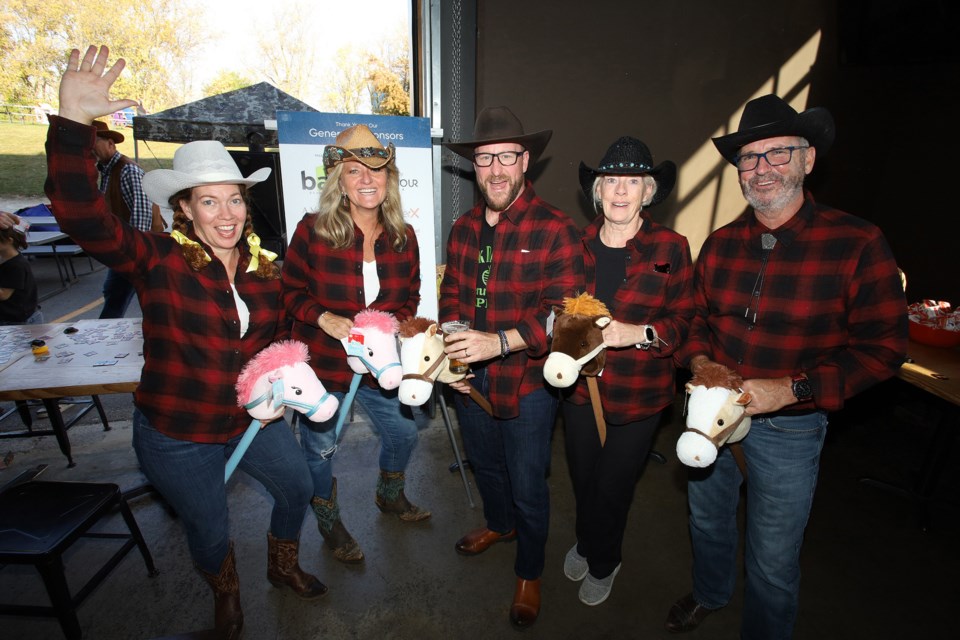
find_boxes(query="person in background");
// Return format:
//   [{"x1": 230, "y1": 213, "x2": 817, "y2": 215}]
[
  {"x1": 562, "y1": 136, "x2": 694, "y2": 606},
  {"x1": 282, "y1": 124, "x2": 427, "y2": 566},
  {"x1": 0, "y1": 212, "x2": 42, "y2": 325},
  {"x1": 91, "y1": 119, "x2": 158, "y2": 318},
  {"x1": 46, "y1": 45, "x2": 326, "y2": 640},
  {"x1": 665, "y1": 94, "x2": 907, "y2": 639},
  {"x1": 440, "y1": 106, "x2": 584, "y2": 630}
]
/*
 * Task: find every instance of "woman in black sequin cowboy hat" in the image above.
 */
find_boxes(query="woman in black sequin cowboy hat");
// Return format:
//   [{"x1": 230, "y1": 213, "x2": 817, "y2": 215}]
[{"x1": 561, "y1": 135, "x2": 695, "y2": 606}]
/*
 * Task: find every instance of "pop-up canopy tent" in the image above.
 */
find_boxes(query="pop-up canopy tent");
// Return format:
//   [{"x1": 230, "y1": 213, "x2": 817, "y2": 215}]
[
  {"x1": 132, "y1": 81, "x2": 317, "y2": 149},
  {"x1": 132, "y1": 82, "x2": 317, "y2": 258}
]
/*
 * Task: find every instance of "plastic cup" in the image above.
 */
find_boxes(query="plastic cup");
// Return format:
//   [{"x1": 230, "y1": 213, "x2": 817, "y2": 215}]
[{"x1": 441, "y1": 320, "x2": 471, "y2": 374}]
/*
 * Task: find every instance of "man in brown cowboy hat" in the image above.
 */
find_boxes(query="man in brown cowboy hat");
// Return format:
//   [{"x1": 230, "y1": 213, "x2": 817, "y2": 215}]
[
  {"x1": 439, "y1": 106, "x2": 584, "y2": 630},
  {"x1": 91, "y1": 119, "x2": 160, "y2": 318},
  {"x1": 666, "y1": 94, "x2": 907, "y2": 638}
]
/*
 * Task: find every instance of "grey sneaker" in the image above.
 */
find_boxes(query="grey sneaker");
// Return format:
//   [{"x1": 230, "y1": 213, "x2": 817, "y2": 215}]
[
  {"x1": 578, "y1": 563, "x2": 621, "y2": 606},
  {"x1": 563, "y1": 544, "x2": 589, "y2": 581}
]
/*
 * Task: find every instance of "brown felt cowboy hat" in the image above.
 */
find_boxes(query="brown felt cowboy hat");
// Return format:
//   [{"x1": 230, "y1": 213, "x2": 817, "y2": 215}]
[
  {"x1": 579, "y1": 136, "x2": 676, "y2": 207},
  {"x1": 444, "y1": 106, "x2": 553, "y2": 165},
  {"x1": 93, "y1": 120, "x2": 124, "y2": 144},
  {"x1": 712, "y1": 94, "x2": 835, "y2": 165},
  {"x1": 323, "y1": 124, "x2": 396, "y2": 170}
]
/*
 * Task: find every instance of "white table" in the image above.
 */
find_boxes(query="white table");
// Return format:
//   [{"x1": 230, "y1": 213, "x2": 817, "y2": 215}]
[{"x1": 0, "y1": 319, "x2": 144, "y2": 467}]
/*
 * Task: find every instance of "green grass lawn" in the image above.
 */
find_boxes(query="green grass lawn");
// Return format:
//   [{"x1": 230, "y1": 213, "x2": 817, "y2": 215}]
[{"x1": 0, "y1": 121, "x2": 178, "y2": 197}]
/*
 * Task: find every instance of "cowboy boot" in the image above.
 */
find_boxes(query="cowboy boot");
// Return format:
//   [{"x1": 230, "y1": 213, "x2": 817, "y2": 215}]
[
  {"x1": 375, "y1": 470, "x2": 431, "y2": 522},
  {"x1": 266, "y1": 532, "x2": 328, "y2": 600},
  {"x1": 310, "y1": 478, "x2": 364, "y2": 564},
  {"x1": 196, "y1": 543, "x2": 243, "y2": 640}
]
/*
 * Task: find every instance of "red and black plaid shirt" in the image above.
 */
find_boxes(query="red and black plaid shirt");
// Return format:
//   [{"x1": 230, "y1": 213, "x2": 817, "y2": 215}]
[
  {"x1": 439, "y1": 181, "x2": 584, "y2": 418},
  {"x1": 281, "y1": 214, "x2": 420, "y2": 391},
  {"x1": 679, "y1": 192, "x2": 907, "y2": 411},
  {"x1": 44, "y1": 116, "x2": 287, "y2": 443},
  {"x1": 565, "y1": 214, "x2": 695, "y2": 423}
]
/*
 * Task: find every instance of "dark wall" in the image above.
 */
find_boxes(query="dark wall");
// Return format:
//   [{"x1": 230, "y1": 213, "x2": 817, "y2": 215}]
[{"x1": 460, "y1": 0, "x2": 958, "y2": 304}]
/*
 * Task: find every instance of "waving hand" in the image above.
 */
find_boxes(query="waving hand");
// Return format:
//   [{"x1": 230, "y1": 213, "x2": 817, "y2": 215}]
[{"x1": 57, "y1": 45, "x2": 138, "y2": 125}]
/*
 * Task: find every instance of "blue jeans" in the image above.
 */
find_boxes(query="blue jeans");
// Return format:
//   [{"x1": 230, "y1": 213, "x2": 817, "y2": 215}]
[
  {"x1": 132, "y1": 409, "x2": 313, "y2": 574},
  {"x1": 455, "y1": 368, "x2": 557, "y2": 580},
  {"x1": 99, "y1": 268, "x2": 136, "y2": 319},
  {"x1": 688, "y1": 411, "x2": 828, "y2": 640},
  {"x1": 299, "y1": 383, "x2": 419, "y2": 499}
]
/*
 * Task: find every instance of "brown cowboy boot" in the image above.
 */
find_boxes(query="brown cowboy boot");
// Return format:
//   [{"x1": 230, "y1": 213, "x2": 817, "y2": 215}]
[
  {"x1": 266, "y1": 532, "x2": 328, "y2": 600},
  {"x1": 310, "y1": 478, "x2": 364, "y2": 564},
  {"x1": 375, "y1": 470, "x2": 431, "y2": 522},
  {"x1": 196, "y1": 543, "x2": 243, "y2": 640}
]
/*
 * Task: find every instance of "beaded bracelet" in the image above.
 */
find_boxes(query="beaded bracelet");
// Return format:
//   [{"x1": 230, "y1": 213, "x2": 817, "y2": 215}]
[{"x1": 497, "y1": 329, "x2": 510, "y2": 358}]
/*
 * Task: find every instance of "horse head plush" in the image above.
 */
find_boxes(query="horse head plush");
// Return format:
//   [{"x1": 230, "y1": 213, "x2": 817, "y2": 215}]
[
  {"x1": 397, "y1": 316, "x2": 466, "y2": 406},
  {"x1": 397, "y1": 316, "x2": 493, "y2": 415},
  {"x1": 236, "y1": 340, "x2": 339, "y2": 423},
  {"x1": 543, "y1": 293, "x2": 611, "y2": 389},
  {"x1": 676, "y1": 365, "x2": 752, "y2": 468},
  {"x1": 342, "y1": 309, "x2": 402, "y2": 390}
]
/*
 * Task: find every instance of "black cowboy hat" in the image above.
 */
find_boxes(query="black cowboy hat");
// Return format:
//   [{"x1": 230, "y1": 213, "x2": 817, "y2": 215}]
[
  {"x1": 444, "y1": 106, "x2": 553, "y2": 165},
  {"x1": 712, "y1": 94, "x2": 836, "y2": 165},
  {"x1": 578, "y1": 136, "x2": 677, "y2": 207}
]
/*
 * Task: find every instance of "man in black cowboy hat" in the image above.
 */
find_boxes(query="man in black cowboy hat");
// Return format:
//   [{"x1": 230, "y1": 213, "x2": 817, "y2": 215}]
[
  {"x1": 666, "y1": 94, "x2": 907, "y2": 638},
  {"x1": 439, "y1": 106, "x2": 584, "y2": 630}
]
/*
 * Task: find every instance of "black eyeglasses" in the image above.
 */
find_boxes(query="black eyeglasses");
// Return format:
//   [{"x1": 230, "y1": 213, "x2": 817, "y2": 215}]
[
  {"x1": 472, "y1": 150, "x2": 525, "y2": 167},
  {"x1": 734, "y1": 146, "x2": 809, "y2": 172}
]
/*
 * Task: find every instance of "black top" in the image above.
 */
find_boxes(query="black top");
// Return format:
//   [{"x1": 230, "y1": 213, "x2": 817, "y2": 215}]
[{"x1": 0, "y1": 253, "x2": 39, "y2": 323}]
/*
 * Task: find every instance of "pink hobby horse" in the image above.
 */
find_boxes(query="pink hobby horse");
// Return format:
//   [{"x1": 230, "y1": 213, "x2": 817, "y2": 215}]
[{"x1": 227, "y1": 340, "x2": 339, "y2": 481}]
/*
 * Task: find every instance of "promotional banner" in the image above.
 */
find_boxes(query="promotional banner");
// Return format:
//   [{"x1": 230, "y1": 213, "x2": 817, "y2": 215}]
[{"x1": 277, "y1": 111, "x2": 437, "y2": 321}]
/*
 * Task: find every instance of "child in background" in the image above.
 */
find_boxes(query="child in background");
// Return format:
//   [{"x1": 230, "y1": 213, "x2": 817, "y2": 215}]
[{"x1": 0, "y1": 213, "x2": 42, "y2": 325}]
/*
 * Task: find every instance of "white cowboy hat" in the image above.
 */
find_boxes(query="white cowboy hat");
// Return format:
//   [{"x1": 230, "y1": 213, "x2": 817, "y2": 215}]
[{"x1": 142, "y1": 140, "x2": 271, "y2": 206}]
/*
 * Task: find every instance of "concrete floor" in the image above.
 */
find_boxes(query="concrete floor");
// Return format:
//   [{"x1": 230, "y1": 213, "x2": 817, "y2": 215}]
[{"x1": 2, "y1": 254, "x2": 959, "y2": 639}]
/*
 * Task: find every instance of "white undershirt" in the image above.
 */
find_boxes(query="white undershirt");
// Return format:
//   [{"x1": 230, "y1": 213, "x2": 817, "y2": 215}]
[
  {"x1": 363, "y1": 260, "x2": 380, "y2": 307},
  {"x1": 231, "y1": 284, "x2": 250, "y2": 337}
]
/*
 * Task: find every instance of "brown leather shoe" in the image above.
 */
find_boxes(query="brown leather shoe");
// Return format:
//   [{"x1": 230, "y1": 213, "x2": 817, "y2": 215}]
[
  {"x1": 665, "y1": 593, "x2": 717, "y2": 633},
  {"x1": 455, "y1": 527, "x2": 517, "y2": 556},
  {"x1": 509, "y1": 577, "x2": 541, "y2": 630}
]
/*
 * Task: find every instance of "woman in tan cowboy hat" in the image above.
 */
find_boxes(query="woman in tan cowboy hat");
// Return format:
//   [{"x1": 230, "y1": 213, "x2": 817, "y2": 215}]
[
  {"x1": 44, "y1": 45, "x2": 325, "y2": 639},
  {"x1": 561, "y1": 135, "x2": 694, "y2": 606},
  {"x1": 281, "y1": 123, "x2": 428, "y2": 565}
]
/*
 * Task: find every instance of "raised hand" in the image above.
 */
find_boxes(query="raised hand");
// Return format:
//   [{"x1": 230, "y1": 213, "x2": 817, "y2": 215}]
[{"x1": 57, "y1": 45, "x2": 138, "y2": 125}]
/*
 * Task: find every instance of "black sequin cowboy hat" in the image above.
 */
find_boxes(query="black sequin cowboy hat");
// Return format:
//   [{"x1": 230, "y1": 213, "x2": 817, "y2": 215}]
[{"x1": 579, "y1": 136, "x2": 676, "y2": 207}]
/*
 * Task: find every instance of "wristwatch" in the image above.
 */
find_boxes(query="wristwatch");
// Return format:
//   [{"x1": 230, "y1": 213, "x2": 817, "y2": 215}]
[
  {"x1": 791, "y1": 374, "x2": 813, "y2": 402},
  {"x1": 636, "y1": 325, "x2": 657, "y2": 350}
]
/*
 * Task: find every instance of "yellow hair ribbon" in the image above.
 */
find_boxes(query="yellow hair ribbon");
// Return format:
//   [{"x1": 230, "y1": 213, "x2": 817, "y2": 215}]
[
  {"x1": 169, "y1": 230, "x2": 211, "y2": 263},
  {"x1": 246, "y1": 233, "x2": 278, "y2": 272}
]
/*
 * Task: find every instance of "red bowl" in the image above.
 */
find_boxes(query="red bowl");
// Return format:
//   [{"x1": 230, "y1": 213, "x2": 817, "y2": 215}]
[{"x1": 908, "y1": 320, "x2": 960, "y2": 348}]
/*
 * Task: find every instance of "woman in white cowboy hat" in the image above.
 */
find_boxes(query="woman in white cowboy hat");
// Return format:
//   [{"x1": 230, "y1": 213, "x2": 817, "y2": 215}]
[
  {"x1": 44, "y1": 45, "x2": 325, "y2": 639},
  {"x1": 281, "y1": 123, "x2": 428, "y2": 566},
  {"x1": 561, "y1": 136, "x2": 695, "y2": 606}
]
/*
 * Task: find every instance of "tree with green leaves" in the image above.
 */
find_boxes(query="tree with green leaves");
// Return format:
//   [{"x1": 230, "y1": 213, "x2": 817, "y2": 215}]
[
  {"x1": 203, "y1": 71, "x2": 255, "y2": 99},
  {"x1": 0, "y1": 0, "x2": 200, "y2": 111}
]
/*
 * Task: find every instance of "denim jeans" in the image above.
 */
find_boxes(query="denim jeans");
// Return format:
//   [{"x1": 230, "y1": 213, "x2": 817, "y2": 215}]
[
  {"x1": 99, "y1": 268, "x2": 136, "y2": 319},
  {"x1": 688, "y1": 411, "x2": 828, "y2": 640},
  {"x1": 132, "y1": 409, "x2": 313, "y2": 574},
  {"x1": 563, "y1": 402, "x2": 660, "y2": 579},
  {"x1": 298, "y1": 383, "x2": 419, "y2": 499},
  {"x1": 0, "y1": 309, "x2": 42, "y2": 326},
  {"x1": 455, "y1": 367, "x2": 557, "y2": 580}
]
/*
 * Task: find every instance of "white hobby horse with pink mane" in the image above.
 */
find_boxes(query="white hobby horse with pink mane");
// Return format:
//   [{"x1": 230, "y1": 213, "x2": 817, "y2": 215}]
[{"x1": 228, "y1": 340, "x2": 339, "y2": 480}]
